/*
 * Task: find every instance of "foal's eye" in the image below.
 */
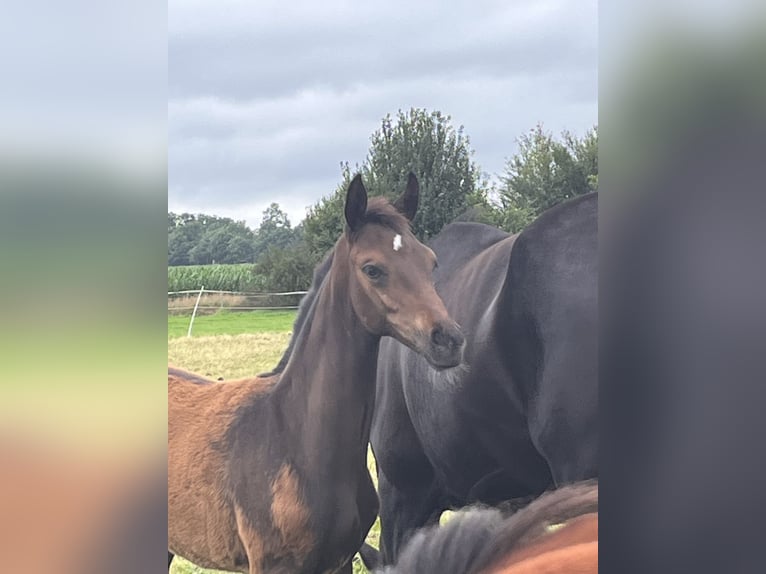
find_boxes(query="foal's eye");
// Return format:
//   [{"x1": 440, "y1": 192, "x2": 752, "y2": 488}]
[{"x1": 362, "y1": 265, "x2": 382, "y2": 280}]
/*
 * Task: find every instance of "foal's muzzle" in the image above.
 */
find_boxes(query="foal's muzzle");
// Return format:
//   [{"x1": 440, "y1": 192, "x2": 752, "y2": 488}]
[{"x1": 425, "y1": 322, "x2": 465, "y2": 369}]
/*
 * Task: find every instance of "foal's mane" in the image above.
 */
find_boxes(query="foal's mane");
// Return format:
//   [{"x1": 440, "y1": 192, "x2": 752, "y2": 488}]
[{"x1": 258, "y1": 251, "x2": 334, "y2": 377}]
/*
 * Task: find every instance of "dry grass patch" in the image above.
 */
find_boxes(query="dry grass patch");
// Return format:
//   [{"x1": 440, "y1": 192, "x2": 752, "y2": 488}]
[
  {"x1": 168, "y1": 333, "x2": 291, "y2": 378},
  {"x1": 168, "y1": 293, "x2": 248, "y2": 314}
]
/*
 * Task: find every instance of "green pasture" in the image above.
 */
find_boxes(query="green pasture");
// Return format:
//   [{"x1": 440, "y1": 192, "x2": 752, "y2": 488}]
[{"x1": 168, "y1": 309, "x2": 297, "y2": 338}]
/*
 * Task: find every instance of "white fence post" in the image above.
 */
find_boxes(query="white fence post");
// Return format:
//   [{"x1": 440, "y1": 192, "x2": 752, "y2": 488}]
[{"x1": 187, "y1": 286, "x2": 205, "y2": 337}]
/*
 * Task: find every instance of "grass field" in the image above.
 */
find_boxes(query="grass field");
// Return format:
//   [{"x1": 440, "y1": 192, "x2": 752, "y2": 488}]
[
  {"x1": 168, "y1": 309, "x2": 297, "y2": 338},
  {"x1": 168, "y1": 310, "x2": 380, "y2": 574}
]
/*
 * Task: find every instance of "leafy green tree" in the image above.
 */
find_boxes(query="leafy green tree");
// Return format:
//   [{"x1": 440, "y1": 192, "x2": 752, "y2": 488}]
[
  {"x1": 226, "y1": 234, "x2": 257, "y2": 264},
  {"x1": 499, "y1": 124, "x2": 598, "y2": 232},
  {"x1": 362, "y1": 109, "x2": 484, "y2": 240},
  {"x1": 459, "y1": 174, "x2": 506, "y2": 228},
  {"x1": 302, "y1": 109, "x2": 491, "y2": 257},
  {"x1": 168, "y1": 213, "x2": 204, "y2": 265},
  {"x1": 189, "y1": 224, "x2": 256, "y2": 265},
  {"x1": 254, "y1": 203, "x2": 298, "y2": 260},
  {"x1": 301, "y1": 167, "x2": 350, "y2": 258},
  {"x1": 168, "y1": 213, "x2": 256, "y2": 265},
  {"x1": 187, "y1": 226, "x2": 223, "y2": 264},
  {"x1": 255, "y1": 241, "x2": 315, "y2": 293}
]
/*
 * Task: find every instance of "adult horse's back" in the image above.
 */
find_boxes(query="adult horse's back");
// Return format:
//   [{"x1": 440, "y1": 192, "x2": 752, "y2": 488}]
[{"x1": 370, "y1": 193, "x2": 598, "y2": 563}]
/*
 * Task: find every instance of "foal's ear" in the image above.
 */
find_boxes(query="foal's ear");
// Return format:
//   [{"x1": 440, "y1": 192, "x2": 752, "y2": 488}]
[
  {"x1": 345, "y1": 173, "x2": 368, "y2": 232},
  {"x1": 393, "y1": 172, "x2": 419, "y2": 221}
]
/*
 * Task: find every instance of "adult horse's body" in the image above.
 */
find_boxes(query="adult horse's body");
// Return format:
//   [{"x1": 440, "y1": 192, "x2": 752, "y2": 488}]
[
  {"x1": 376, "y1": 481, "x2": 598, "y2": 574},
  {"x1": 168, "y1": 174, "x2": 465, "y2": 574},
  {"x1": 371, "y1": 192, "x2": 598, "y2": 563}
]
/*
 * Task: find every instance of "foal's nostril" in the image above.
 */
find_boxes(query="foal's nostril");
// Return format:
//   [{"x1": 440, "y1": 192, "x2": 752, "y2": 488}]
[
  {"x1": 431, "y1": 325, "x2": 462, "y2": 349},
  {"x1": 431, "y1": 326, "x2": 448, "y2": 348},
  {"x1": 427, "y1": 323, "x2": 465, "y2": 368}
]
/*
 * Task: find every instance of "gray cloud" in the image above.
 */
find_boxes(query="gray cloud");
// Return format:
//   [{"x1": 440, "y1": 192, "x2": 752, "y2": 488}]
[{"x1": 169, "y1": 0, "x2": 597, "y2": 228}]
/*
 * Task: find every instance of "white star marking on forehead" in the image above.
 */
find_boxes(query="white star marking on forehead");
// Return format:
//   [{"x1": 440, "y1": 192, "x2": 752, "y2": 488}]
[{"x1": 393, "y1": 234, "x2": 403, "y2": 251}]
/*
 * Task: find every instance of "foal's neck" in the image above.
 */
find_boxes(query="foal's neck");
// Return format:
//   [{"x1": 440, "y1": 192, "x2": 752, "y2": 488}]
[{"x1": 275, "y1": 239, "x2": 379, "y2": 474}]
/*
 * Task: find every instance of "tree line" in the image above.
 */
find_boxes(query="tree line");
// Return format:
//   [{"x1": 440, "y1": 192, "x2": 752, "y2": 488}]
[{"x1": 169, "y1": 109, "x2": 598, "y2": 293}]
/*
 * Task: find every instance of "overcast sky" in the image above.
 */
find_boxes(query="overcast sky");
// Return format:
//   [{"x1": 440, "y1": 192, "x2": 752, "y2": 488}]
[{"x1": 168, "y1": 0, "x2": 597, "y2": 229}]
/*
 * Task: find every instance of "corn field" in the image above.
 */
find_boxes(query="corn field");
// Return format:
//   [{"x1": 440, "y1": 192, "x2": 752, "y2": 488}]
[{"x1": 168, "y1": 264, "x2": 265, "y2": 292}]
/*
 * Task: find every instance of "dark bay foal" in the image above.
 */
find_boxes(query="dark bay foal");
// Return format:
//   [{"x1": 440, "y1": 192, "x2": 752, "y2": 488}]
[{"x1": 168, "y1": 173, "x2": 465, "y2": 574}]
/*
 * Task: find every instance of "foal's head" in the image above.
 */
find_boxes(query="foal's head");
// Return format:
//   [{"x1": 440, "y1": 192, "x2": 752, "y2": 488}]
[{"x1": 341, "y1": 173, "x2": 464, "y2": 369}]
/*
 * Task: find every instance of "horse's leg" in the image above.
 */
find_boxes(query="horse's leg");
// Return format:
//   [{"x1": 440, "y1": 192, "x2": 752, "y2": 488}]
[
  {"x1": 358, "y1": 542, "x2": 381, "y2": 570},
  {"x1": 168, "y1": 551, "x2": 174, "y2": 570},
  {"x1": 355, "y1": 470, "x2": 381, "y2": 570},
  {"x1": 377, "y1": 469, "x2": 445, "y2": 565},
  {"x1": 372, "y1": 351, "x2": 447, "y2": 564}
]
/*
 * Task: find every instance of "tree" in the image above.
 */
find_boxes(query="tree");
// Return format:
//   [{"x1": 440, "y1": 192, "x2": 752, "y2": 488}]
[
  {"x1": 301, "y1": 167, "x2": 351, "y2": 258},
  {"x1": 255, "y1": 241, "x2": 315, "y2": 293},
  {"x1": 362, "y1": 109, "x2": 484, "y2": 240},
  {"x1": 188, "y1": 226, "x2": 226, "y2": 265},
  {"x1": 499, "y1": 124, "x2": 598, "y2": 232},
  {"x1": 226, "y1": 234, "x2": 256, "y2": 264},
  {"x1": 302, "y1": 108, "x2": 490, "y2": 257},
  {"x1": 254, "y1": 203, "x2": 298, "y2": 260},
  {"x1": 168, "y1": 213, "x2": 257, "y2": 265},
  {"x1": 168, "y1": 213, "x2": 204, "y2": 265}
]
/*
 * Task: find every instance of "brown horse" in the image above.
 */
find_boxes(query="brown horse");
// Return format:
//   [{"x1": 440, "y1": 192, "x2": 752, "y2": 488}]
[
  {"x1": 478, "y1": 513, "x2": 597, "y2": 574},
  {"x1": 377, "y1": 481, "x2": 597, "y2": 574},
  {"x1": 168, "y1": 173, "x2": 465, "y2": 574}
]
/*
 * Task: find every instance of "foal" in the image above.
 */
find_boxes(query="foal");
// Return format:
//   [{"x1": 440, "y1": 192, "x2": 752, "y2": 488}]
[{"x1": 168, "y1": 174, "x2": 465, "y2": 574}]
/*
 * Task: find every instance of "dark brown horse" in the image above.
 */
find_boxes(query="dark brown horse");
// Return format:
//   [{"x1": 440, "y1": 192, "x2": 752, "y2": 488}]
[
  {"x1": 168, "y1": 173, "x2": 465, "y2": 574},
  {"x1": 376, "y1": 480, "x2": 598, "y2": 574}
]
